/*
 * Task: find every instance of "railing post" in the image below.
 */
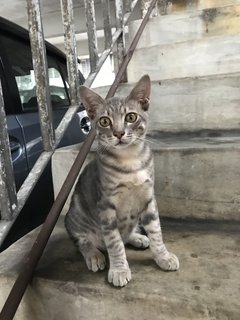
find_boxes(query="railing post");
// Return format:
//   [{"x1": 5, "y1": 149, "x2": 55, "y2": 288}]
[
  {"x1": 60, "y1": 0, "x2": 81, "y2": 105},
  {"x1": 26, "y1": 0, "x2": 55, "y2": 152},
  {"x1": 115, "y1": 0, "x2": 127, "y2": 82},
  {"x1": 0, "y1": 81, "x2": 17, "y2": 220},
  {"x1": 125, "y1": 0, "x2": 132, "y2": 12},
  {"x1": 102, "y1": 0, "x2": 112, "y2": 49},
  {"x1": 84, "y1": 0, "x2": 99, "y2": 73}
]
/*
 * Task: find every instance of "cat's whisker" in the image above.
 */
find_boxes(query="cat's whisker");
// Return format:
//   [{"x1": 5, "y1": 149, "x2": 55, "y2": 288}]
[
  {"x1": 97, "y1": 144, "x2": 110, "y2": 154},
  {"x1": 135, "y1": 136, "x2": 159, "y2": 146}
]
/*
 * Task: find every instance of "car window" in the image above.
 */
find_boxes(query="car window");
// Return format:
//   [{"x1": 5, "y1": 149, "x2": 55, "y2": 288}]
[
  {"x1": 16, "y1": 65, "x2": 70, "y2": 111},
  {"x1": 0, "y1": 33, "x2": 70, "y2": 113}
]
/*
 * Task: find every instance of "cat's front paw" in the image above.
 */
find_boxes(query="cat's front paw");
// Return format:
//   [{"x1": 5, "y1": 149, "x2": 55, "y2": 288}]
[
  {"x1": 108, "y1": 267, "x2": 132, "y2": 287},
  {"x1": 155, "y1": 252, "x2": 179, "y2": 271},
  {"x1": 85, "y1": 250, "x2": 106, "y2": 272}
]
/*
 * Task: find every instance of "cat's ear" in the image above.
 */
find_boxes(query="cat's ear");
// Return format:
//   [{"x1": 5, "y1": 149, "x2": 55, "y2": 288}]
[
  {"x1": 79, "y1": 86, "x2": 104, "y2": 119},
  {"x1": 127, "y1": 74, "x2": 151, "y2": 111}
]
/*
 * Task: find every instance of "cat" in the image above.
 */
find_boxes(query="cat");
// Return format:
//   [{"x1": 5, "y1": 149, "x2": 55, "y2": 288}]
[{"x1": 65, "y1": 74, "x2": 179, "y2": 287}]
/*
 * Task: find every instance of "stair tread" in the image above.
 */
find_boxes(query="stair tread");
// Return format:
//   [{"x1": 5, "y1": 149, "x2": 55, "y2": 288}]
[{"x1": 148, "y1": 129, "x2": 240, "y2": 150}]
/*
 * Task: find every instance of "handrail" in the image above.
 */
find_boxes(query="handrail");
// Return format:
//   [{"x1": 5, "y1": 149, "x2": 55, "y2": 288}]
[{"x1": 0, "y1": 0, "x2": 158, "y2": 319}]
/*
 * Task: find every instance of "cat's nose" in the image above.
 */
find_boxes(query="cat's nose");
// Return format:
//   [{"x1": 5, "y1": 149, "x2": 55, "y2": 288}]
[{"x1": 113, "y1": 130, "x2": 125, "y2": 139}]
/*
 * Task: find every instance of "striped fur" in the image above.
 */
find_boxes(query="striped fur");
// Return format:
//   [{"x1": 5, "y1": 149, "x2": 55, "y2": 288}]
[{"x1": 65, "y1": 75, "x2": 179, "y2": 287}]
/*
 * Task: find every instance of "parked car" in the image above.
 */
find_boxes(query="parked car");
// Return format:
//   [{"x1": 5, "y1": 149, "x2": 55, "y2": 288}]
[{"x1": 0, "y1": 17, "x2": 90, "y2": 251}]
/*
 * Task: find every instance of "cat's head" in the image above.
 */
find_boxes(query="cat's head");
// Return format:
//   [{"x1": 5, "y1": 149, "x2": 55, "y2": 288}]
[{"x1": 79, "y1": 75, "x2": 151, "y2": 149}]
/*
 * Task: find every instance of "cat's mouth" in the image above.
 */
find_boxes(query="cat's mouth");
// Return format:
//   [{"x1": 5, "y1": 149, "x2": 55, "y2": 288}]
[
  {"x1": 115, "y1": 139, "x2": 129, "y2": 147},
  {"x1": 116, "y1": 140, "x2": 124, "y2": 146}
]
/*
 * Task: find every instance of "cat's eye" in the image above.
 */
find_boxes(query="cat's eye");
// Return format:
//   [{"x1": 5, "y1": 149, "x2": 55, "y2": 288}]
[
  {"x1": 99, "y1": 116, "x2": 111, "y2": 127},
  {"x1": 125, "y1": 112, "x2": 138, "y2": 123}
]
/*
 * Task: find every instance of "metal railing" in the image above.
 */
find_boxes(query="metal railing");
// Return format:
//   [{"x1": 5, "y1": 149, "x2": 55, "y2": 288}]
[
  {"x1": 0, "y1": 0, "x2": 141, "y2": 246},
  {"x1": 0, "y1": 0, "x2": 158, "y2": 318}
]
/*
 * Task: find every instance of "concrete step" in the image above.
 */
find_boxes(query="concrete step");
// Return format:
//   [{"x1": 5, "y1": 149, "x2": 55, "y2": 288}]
[
  {"x1": 52, "y1": 130, "x2": 240, "y2": 221},
  {"x1": 129, "y1": 5, "x2": 240, "y2": 49},
  {"x1": 0, "y1": 217, "x2": 239, "y2": 319},
  {"x1": 95, "y1": 73, "x2": 240, "y2": 132},
  {"x1": 127, "y1": 33, "x2": 240, "y2": 82}
]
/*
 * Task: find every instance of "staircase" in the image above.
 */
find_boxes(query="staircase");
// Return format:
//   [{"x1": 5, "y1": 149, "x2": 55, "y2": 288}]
[{"x1": 0, "y1": 1, "x2": 240, "y2": 319}]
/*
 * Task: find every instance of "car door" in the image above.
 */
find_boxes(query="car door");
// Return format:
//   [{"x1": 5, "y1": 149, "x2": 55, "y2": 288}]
[
  {"x1": 6, "y1": 116, "x2": 29, "y2": 191},
  {"x1": 0, "y1": 39, "x2": 29, "y2": 191}
]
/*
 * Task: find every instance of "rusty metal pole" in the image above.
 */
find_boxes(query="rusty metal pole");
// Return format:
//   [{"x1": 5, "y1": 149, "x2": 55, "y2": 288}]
[
  {"x1": 0, "y1": 1, "x2": 158, "y2": 319},
  {"x1": 102, "y1": 0, "x2": 112, "y2": 49},
  {"x1": 60, "y1": 0, "x2": 81, "y2": 105},
  {"x1": 26, "y1": 0, "x2": 55, "y2": 152},
  {"x1": 0, "y1": 81, "x2": 17, "y2": 221},
  {"x1": 115, "y1": 0, "x2": 127, "y2": 82},
  {"x1": 84, "y1": 0, "x2": 99, "y2": 72}
]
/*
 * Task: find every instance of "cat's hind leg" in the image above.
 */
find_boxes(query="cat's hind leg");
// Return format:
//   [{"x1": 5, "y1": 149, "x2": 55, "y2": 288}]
[
  {"x1": 127, "y1": 224, "x2": 150, "y2": 249},
  {"x1": 76, "y1": 236, "x2": 106, "y2": 272},
  {"x1": 127, "y1": 231, "x2": 150, "y2": 249}
]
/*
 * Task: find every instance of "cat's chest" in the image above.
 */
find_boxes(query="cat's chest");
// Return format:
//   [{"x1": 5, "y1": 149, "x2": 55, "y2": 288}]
[
  {"x1": 114, "y1": 171, "x2": 153, "y2": 212},
  {"x1": 120, "y1": 168, "x2": 150, "y2": 186},
  {"x1": 114, "y1": 151, "x2": 153, "y2": 186}
]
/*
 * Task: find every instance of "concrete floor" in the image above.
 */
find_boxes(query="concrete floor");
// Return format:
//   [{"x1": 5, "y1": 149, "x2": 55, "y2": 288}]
[{"x1": 0, "y1": 216, "x2": 239, "y2": 320}]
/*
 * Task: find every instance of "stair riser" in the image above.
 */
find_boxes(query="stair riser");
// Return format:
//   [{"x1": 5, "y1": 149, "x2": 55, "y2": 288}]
[
  {"x1": 52, "y1": 144, "x2": 240, "y2": 221},
  {"x1": 154, "y1": 147, "x2": 240, "y2": 221},
  {"x1": 127, "y1": 34, "x2": 240, "y2": 82}
]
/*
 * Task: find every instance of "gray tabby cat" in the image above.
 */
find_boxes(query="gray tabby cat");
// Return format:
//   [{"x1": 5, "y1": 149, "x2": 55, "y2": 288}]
[{"x1": 65, "y1": 75, "x2": 179, "y2": 287}]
